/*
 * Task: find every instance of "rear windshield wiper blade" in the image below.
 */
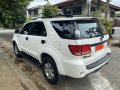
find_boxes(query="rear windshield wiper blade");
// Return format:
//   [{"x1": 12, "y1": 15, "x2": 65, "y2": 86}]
[{"x1": 97, "y1": 34, "x2": 104, "y2": 38}]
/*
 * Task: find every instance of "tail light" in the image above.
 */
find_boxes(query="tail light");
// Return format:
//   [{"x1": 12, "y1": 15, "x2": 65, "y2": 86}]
[
  {"x1": 68, "y1": 44, "x2": 91, "y2": 56},
  {"x1": 68, "y1": 45, "x2": 81, "y2": 56},
  {"x1": 81, "y1": 44, "x2": 91, "y2": 55}
]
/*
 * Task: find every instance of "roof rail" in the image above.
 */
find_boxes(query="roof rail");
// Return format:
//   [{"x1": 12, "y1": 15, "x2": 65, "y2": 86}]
[
  {"x1": 57, "y1": 14, "x2": 73, "y2": 17},
  {"x1": 32, "y1": 14, "x2": 73, "y2": 20},
  {"x1": 32, "y1": 16, "x2": 43, "y2": 20},
  {"x1": 32, "y1": 14, "x2": 98, "y2": 20}
]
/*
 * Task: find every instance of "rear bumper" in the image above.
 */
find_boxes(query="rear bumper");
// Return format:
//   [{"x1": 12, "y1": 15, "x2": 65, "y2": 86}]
[
  {"x1": 61, "y1": 48, "x2": 111, "y2": 78},
  {"x1": 86, "y1": 53, "x2": 110, "y2": 69}
]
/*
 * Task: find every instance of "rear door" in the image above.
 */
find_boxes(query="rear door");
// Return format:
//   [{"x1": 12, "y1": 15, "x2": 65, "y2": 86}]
[
  {"x1": 51, "y1": 19, "x2": 109, "y2": 61},
  {"x1": 27, "y1": 22, "x2": 47, "y2": 59},
  {"x1": 75, "y1": 19, "x2": 109, "y2": 64}
]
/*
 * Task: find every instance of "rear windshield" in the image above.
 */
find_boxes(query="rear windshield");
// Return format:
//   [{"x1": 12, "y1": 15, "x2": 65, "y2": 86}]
[{"x1": 51, "y1": 20, "x2": 106, "y2": 39}]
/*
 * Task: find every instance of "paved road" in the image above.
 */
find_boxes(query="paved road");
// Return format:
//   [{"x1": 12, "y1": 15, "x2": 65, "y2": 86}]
[
  {"x1": 0, "y1": 30, "x2": 14, "y2": 43},
  {"x1": 1, "y1": 29, "x2": 120, "y2": 90}
]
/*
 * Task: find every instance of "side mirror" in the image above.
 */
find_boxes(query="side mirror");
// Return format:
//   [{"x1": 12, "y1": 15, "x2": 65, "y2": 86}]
[
  {"x1": 112, "y1": 29, "x2": 115, "y2": 35},
  {"x1": 23, "y1": 31, "x2": 28, "y2": 35},
  {"x1": 15, "y1": 29, "x2": 20, "y2": 33}
]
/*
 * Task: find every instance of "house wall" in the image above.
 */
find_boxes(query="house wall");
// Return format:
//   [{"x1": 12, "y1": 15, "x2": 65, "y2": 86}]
[
  {"x1": 27, "y1": 6, "x2": 43, "y2": 19},
  {"x1": 38, "y1": 8, "x2": 43, "y2": 17},
  {"x1": 58, "y1": 1, "x2": 116, "y2": 21},
  {"x1": 101, "y1": 7, "x2": 115, "y2": 21},
  {"x1": 60, "y1": 1, "x2": 82, "y2": 15},
  {"x1": 58, "y1": 0, "x2": 89, "y2": 16},
  {"x1": 27, "y1": 1, "x2": 118, "y2": 21}
]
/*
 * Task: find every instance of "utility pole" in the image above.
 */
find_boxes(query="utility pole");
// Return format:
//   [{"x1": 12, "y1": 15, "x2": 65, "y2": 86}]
[
  {"x1": 105, "y1": 0, "x2": 110, "y2": 21},
  {"x1": 97, "y1": 0, "x2": 101, "y2": 15},
  {"x1": 86, "y1": 0, "x2": 92, "y2": 16}
]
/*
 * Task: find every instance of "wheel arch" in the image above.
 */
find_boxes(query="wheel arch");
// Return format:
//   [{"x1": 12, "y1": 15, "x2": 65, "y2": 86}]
[
  {"x1": 13, "y1": 40, "x2": 16, "y2": 46},
  {"x1": 12, "y1": 39, "x2": 22, "y2": 51},
  {"x1": 40, "y1": 49, "x2": 65, "y2": 75}
]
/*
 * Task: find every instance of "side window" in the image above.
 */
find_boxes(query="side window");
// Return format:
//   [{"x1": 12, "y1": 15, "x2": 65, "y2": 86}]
[
  {"x1": 29, "y1": 22, "x2": 47, "y2": 36},
  {"x1": 20, "y1": 23, "x2": 33, "y2": 34},
  {"x1": 51, "y1": 21, "x2": 75, "y2": 39}
]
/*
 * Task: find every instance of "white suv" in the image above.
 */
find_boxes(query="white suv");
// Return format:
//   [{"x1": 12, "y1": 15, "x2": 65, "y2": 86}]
[{"x1": 12, "y1": 17, "x2": 111, "y2": 84}]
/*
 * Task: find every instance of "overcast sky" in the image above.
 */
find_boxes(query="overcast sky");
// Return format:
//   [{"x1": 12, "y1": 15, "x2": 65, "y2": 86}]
[{"x1": 28, "y1": 0, "x2": 120, "y2": 8}]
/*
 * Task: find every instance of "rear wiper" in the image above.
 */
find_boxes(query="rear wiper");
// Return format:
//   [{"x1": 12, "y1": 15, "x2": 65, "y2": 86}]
[{"x1": 96, "y1": 34, "x2": 104, "y2": 39}]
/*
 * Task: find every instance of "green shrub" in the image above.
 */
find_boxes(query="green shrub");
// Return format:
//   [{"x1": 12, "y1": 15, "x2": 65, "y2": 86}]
[
  {"x1": 42, "y1": 3, "x2": 58, "y2": 18},
  {"x1": 0, "y1": 23, "x2": 3, "y2": 28},
  {"x1": 26, "y1": 15, "x2": 32, "y2": 22},
  {"x1": 101, "y1": 19, "x2": 113, "y2": 35},
  {"x1": 91, "y1": 11, "x2": 101, "y2": 17}
]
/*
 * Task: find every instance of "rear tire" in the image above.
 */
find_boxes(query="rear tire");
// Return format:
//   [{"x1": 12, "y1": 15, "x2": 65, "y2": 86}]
[
  {"x1": 13, "y1": 43, "x2": 22, "y2": 58},
  {"x1": 42, "y1": 56, "x2": 59, "y2": 85}
]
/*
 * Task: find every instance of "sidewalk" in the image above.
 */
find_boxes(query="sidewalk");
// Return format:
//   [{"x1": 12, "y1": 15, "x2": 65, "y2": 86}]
[
  {"x1": 0, "y1": 28, "x2": 15, "y2": 30},
  {"x1": 0, "y1": 30, "x2": 14, "y2": 33},
  {"x1": 0, "y1": 28, "x2": 15, "y2": 33},
  {"x1": 0, "y1": 49, "x2": 24, "y2": 90}
]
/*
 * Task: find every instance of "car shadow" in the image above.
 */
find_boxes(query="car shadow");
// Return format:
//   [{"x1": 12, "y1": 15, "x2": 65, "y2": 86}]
[
  {"x1": 14, "y1": 52, "x2": 94, "y2": 90},
  {"x1": 111, "y1": 43, "x2": 120, "y2": 47}
]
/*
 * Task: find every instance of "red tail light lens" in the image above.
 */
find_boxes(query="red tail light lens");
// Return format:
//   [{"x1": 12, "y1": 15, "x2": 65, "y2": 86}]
[
  {"x1": 68, "y1": 45, "x2": 82, "y2": 56},
  {"x1": 81, "y1": 44, "x2": 91, "y2": 55},
  {"x1": 68, "y1": 44, "x2": 91, "y2": 56}
]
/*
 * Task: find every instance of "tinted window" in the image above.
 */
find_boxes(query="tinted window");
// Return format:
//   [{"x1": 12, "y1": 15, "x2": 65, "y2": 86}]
[
  {"x1": 76, "y1": 20, "x2": 106, "y2": 39},
  {"x1": 51, "y1": 21, "x2": 75, "y2": 39},
  {"x1": 21, "y1": 23, "x2": 33, "y2": 34},
  {"x1": 51, "y1": 20, "x2": 106, "y2": 39},
  {"x1": 29, "y1": 22, "x2": 47, "y2": 36}
]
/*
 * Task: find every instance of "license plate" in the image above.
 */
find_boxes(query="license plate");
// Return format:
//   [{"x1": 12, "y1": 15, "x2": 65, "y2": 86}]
[{"x1": 95, "y1": 44, "x2": 104, "y2": 51}]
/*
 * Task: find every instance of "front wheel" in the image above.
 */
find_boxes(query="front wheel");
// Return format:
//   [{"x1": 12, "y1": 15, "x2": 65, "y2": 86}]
[
  {"x1": 13, "y1": 43, "x2": 22, "y2": 58},
  {"x1": 42, "y1": 56, "x2": 59, "y2": 85}
]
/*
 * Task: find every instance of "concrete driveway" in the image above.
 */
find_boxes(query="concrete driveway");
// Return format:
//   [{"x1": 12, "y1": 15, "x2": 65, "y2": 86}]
[{"x1": 0, "y1": 29, "x2": 120, "y2": 90}]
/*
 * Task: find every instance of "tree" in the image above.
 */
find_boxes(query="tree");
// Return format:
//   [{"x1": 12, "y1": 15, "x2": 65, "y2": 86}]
[
  {"x1": 42, "y1": 4, "x2": 58, "y2": 18},
  {"x1": 0, "y1": 0, "x2": 33, "y2": 28}
]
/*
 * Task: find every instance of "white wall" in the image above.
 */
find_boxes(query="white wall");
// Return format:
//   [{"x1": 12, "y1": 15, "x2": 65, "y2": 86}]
[{"x1": 27, "y1": 6, "x2": 43, "y2": 19}]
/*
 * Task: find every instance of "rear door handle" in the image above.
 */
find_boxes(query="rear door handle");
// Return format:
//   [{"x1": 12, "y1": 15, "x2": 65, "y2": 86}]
[
  {"x1": 41, "y1": 40, "x2": 46, "y2": 44},
  {"x1": 25, "y1": 37, "x2": 29, "y2": 40}
]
